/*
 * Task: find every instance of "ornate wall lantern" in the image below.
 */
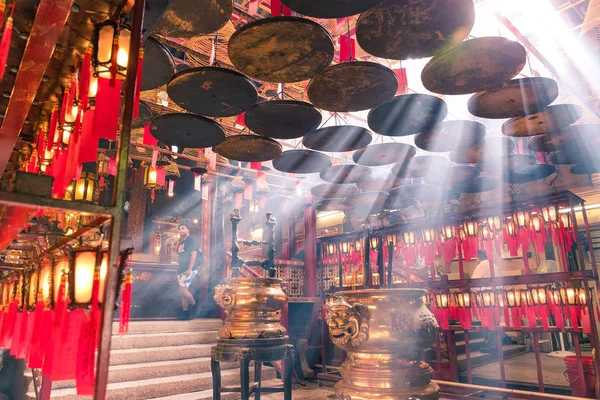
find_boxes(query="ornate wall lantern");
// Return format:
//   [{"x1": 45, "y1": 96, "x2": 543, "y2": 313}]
[
  {"x1": 505, "y1": 288, "x2": 521, "y2": 308},
  {"x1": 143, "y1": 165, "x2": 166, "y2": 191},
  {"x1": 370, "y1": 236, "x2": 379, "y2": 250},
  {"x1": 442, "y1": 225, "x2": 455, "y2": 240},
  {"x1": 513, "y1": 211, "x2": 530, "y2": 229},
  {"x1": 403, "y1": 231, "x2": 415, "y2": 246},
  {"x1": 541, "y1": 204, "x2": 558, "y2": 224},
  {"x1": 463, "y1": 221, "x2": 478, "y2": 237},
  {"x1": 92, "y1": 21, "x2": 131, "y2": 80},
  {"x1": 69, "y1": 247, "x2": 100, "y2": 309},
  {"x1": 456, "y1": 291, "x2": 471, "y2": 308},
  {"x1": 422, "y1": 228, "x2": 436, "y2": 244},
  {"x1": 97, "y1": 153, "x2": 110, "y2": 177},
  {"x1": 487, "y1": 216, "x2": 502, "y2": 233},
  {"x1": 73, "y1": 171, "x2": 96, "y2": 202},
  {"x1": 435, "y1": 293, "x2": 449, "y2": 309}
]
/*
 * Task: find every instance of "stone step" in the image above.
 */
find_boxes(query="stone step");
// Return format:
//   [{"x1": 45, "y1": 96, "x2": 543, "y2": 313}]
[
  {"x1": 111, "y1": 331, "x2": 218, "y2": 350},
  {"x1": 453, "y1": 330, "x2": 489, "y2": 342},
  {"x1": 110, "y1": 344, "x2": 214, "y2": 365},
  {"x1": 457, "y1": 344, "x2": 527, "y2": 369},
  {"x1": 455, "y1": 338, "x2": 485, "y2": 354},
  {"x1": 112, "y1": 319, "x2": 222, "y2": 335},
  {"x1": 152, "y1": 379, "x2": 285, "y2": 400},
  {"x1": 26, "y1": 368, "x2": 277, "y2": 400},
  {"x1": 27, "y1": 357, "x2": 238, "y2": 392}
]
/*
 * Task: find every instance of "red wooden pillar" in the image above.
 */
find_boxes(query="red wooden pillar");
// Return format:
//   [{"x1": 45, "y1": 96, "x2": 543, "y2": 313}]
[{"x1": 304, "y1": 195, "x2": 317, "y2": 297}]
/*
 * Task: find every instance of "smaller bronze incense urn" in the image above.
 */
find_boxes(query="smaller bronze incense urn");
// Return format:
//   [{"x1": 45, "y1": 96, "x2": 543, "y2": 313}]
[
  {"x1": 326, "y1": 289, "x2": 440, "y2": 400},
  {"x1": 214, "y1": 277, "x2": 287, "y2": 339}
]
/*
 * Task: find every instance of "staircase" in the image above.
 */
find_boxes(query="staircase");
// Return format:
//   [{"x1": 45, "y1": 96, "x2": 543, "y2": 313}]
[
  {"x1": 26, "y1": 319, "x2": 279, "y2": 399},
  {"x1": 454, "y1": 330, "x2": 529, "y2": 370}
]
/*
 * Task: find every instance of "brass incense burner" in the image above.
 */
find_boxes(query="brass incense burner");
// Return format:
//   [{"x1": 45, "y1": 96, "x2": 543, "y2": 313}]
[
  {"x1": 215, "y1": 277, "x2": 287, "y2": 339},
  {"x1": 214, "y1": 210, "x2": 286, "y2": 340},
  {"x1": 326, "y1": 289, "x2": 440, "y2": 400}
]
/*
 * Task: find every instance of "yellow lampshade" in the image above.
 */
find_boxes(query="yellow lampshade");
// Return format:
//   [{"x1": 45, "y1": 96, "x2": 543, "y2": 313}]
[
  {"x1": 95, "y1": 22, "x2": 130, "y2": 80},
  {"x1": 39, "y1": 260, "x2": 53, "y2": 306},
  {"x1": 72, "y1": 249, "x2": 98, "y2": 306},
  {"x1": 27, "y1": 269, "x2": 39, "y2": 309}
]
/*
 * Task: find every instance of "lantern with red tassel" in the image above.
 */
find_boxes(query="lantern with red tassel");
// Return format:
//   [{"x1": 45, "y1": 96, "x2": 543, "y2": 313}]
[
  {"x1": 442, "y1": 225, "x2": 456, "y2": 265},
  {"x1": 461, "y1": 221, "x2": 478, "y2": 261},
  {"x1": 549, "y1": 287, "x2": 566, "y2": 328},
  {"x1": 530, "y1": 286, "x2": 550, "y2": 331},
  {"x1": 478, "y1": 290, "x2": 496, "y2": 330},
  {"x1": 421, "y1": 228, "x2": 436, "y2": 280},
  {"x1": 530, "y1": 214, "x2": 547, "y2": 254},
  {"x1": 456, "y1": 291, "x2": 472, "y2": 330},
  {"x1": 92, "y1": 20, "x2": 130, "y2": 82},
  {"x1": 435, "y1": 292, "x2": 450, "y2": 330},
  {"x1": 402, "y1": 231, "x2": 416, "y2": 280}
]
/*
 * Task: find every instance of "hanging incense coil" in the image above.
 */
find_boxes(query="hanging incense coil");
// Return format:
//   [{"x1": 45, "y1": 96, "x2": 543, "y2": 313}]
[
  {"x1": 414, "y1": 120, "x2": 486, "y2": 152},
  {"x1": 303, "y1": 125, "x2": 372, "y2": 152},
  {"x1": 154, "y1": 0, "x2": 232, "y2": 38},
  {"x1": 132, "y1": 101, "x2": 154, "y2": 129},
  {"x1": 311, "y1": 183, "x2": 359, "y2": 199},
  {"x1": 356, "y1": 0, "x2": 475, "y2": 60},
  {"x1": 213, "y1": 135, "x2": 283, "y2": 162},
  {"x1": 141, "y1": 37, "x2": 176, "y2": 91},
  {"x1": 167, "y1": 67, "x2": 258, "y2": 118},
  {"x1": 453, "y1": 177, "x2": 499, "y2": 193},
  {"x1": 424, "y1": 165, "x2": 479, "y2": 186},
  {"x1": 501, "y1": 104, "x2": 583, "y2": 137},
  {"x1": 149, "y1": 113, "x2": 226, "y2": 148},
  {"x1": 570, "y1": 163, "x2": 600, "y2": 175},
  {"x1": 244, "y1": 100, "x2": 322, "y2": 139},
  {"x1": 421, "y1": 37, "x2": 526, "y2": 95},
  {"x1": 228, "y1": 17, "x2": 335, "y2": 83},
  {"x1": 272, "y1": 150, "x2": 332, "y2": 174},
  {"x1": 353, "y1": 142, "x2": 416, "y2": 167},
  {"x1": 528, "y1": 124, "x2": 600, "y2": 153},
  {"x1": 468, "y1": 77, "x2": 559, "y2": 119},
  {"x1": 320, "y1": 165, "x2": 373, "y2": 184},
  {"x1": 391, "y1": 155, "x2": 452, "y2": 179},
  {"x1": 476, "y1": 154, "x2": 537, "y2": 175},
  {"x1": 368, "y1": 94, "x2": 448, "y2": 137},
  {"x1": 355, "y1": 173, "x2": 405, "y2": 192},
  {"x1": 307, "y1": 62, "x2": 398, "y2": 112},
  {"x1": 389, "y1": 184, "x2": 446, "y2": 203},
  {"x1": 280, "y1": 0, "x2": 385, "y2": 18},
  {"x1": 449, "y1": 137, "x2": 516, "y2": 164},
  {"x1": 348, "y1": 191, "x2": 390, "y2": 212},
  {"x1": 502, "y1": 164, "x2": 556, "y2": 184},
  {"x1": 314, "y1": 198, "x2": 350, "y2": 211}
]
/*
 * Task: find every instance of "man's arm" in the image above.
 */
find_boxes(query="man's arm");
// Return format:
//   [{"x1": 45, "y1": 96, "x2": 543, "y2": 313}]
[{"x1": 187, "y1": 250, "x2": 197, "y2": 276}]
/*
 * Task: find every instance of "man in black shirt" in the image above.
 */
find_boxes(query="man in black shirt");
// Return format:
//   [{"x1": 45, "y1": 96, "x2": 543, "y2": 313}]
[{"x1": 176, "y1": 223, "x2": 202, "y2": 320}]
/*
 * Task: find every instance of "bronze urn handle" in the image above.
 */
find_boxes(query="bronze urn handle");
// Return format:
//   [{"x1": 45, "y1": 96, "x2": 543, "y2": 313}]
[
  {"x1": 214, "y1": 285, "x2": 236, "y2": 312},
  {"x1": 325, "y1": 296, "x2": 370, "y2": 348}
]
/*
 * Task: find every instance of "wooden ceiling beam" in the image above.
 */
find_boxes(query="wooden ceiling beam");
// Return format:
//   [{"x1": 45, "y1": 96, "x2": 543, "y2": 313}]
[{"x1": 0, "y1": 0, "x2": 74, "y2": 174}]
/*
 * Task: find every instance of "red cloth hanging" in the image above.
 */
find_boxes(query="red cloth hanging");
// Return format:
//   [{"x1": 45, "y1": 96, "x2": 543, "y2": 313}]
[
  {"x1": 110, "y1": 26, "x2": 120, "y2": 85},
  {"x1": 143, "y1": 123, "x2": 157, "y2": 146},
  {"x1": 93, "y1": 78, "x2": 121, "y2": 140},
  {"x1": 244, "y1": 183, "x2": 253, "y2": 201},
  {"x1": 511, "y1": 308, "x2": 522, "y2": 330},
  {"x1": 27, "y1": 300, "x2": 46, "y2": 369},
  {"x1": 78, "y1": 109, "x2": 99, "y2": 164},
  {"x1": 133, "y1": 48, "x2": 144, "y2": 119},
  {"x1": 48, "y1": 105, "x2": 59, "y2": 151},
  {"x1": 43, "y1": 275, "x2": 67, "y2": 376},
  {"x1": 0, "y1": 13, "x2": 13, "y2": 84},
  {"x1": 76, "y1": 269, "x2": 102, "y2": 394},
  {"x1": 270, "y1": 0, "x2": 291, "y2": 16},
  {"x1": 235, "y1": 192, "x2": 243, "y2": 208},
  {"x1": 250, "y1": 161, "x2": 262, "y2": 170},
  {"x1": 581, "y1": 307, "x2": 592, "y2": 334},
  {"x1": 339, "y1": 34, "x2": 355, "y2": 63},
  {"x1": 119, "y1": 270, "x2": 133, "y2": 335},
  {"x1": 235, "y1": 113, "x2": 245, "y2": 127},
  {"x1": 52, "y1": 309, "x2": 84, "y2": 381},
  {"x1": 51, "y1": 149, "x2": 69, "y2": 198},
  {"x1": 79, "y1": 46, "x2": 92, "y2": 111},
  {"x1": 503, "y1": 306, "x2": 512, "y2": 329},
  {"x1": 393, "y1": 68, "x2": 408, "y2": 95}
]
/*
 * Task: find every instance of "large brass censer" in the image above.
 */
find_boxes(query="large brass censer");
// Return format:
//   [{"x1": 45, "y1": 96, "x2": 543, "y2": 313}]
[
  {"x1": 214, "y1": 277, "x2": 287, "y2": 340},
  {"x1": 326, "y1": 289, "x2": 440, "y2": 400}
]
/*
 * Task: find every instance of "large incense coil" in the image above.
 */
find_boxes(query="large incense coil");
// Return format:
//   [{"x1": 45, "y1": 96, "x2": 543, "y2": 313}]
[
  {"x1": 154, "y1": 0, "x2": 232, "y2": 38},
  {"x1": 501, "y1": 104, "x2": 583, "y2": 137},
  {"x1": 280, "y1": 0, "x2": 385, "y2": 18},
  {"x1": 421, "y1": 37, "x2": 526, "y2": 95},
  {"x1": 356, "y1": 0, "x2": 475, "y2": 60}
]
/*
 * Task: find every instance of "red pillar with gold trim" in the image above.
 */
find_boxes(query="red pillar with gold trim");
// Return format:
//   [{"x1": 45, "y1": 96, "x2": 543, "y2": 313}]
[{"x1": 304, "y1": 195, "x2": 317, "y2": 297}]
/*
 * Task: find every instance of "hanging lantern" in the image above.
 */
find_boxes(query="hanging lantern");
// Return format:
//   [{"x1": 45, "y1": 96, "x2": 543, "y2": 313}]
[
  {"x1": 513, "y1": 211, "x2": 530, "y2": 229},
  {"x1": 456, "y1": 291, "x2": 471, "y2": 308},
  {"x1": 531, "y1": 215, "x2": 543, "y2": 233},
  {"x1": 68, "y1": 247, "x2": 100, "y2": 309},
  {"x1": 355, "y1": 239, "x2": 362, "y2": 252},
  {"x1": 370, "y1": 236, "x2": 379, "y2": 250},
  {"x1": 40, "y1": 148, "x2": 54, "y2": 168},
  {"x1": 61, "y1": 125, "x2": 72, "y2": 147},
  {"x1": 53, "y1": 256, "x2": 69, "y2": 305},
  {"x1": 73, "y1": 171, "x2": 96, "y2": 202},
  {"x1": 422, "y1": 228, "x2": 436, "y2": 244},
  {"x1": 38, "y1": 259, "x2": 54, "y2": 307},
  {"x1": 435, "y1": 293, "x2": 449, "y2": 309},
  {"x1": 560, "y1": 286, "x2": 577, "y2": 306},
  {"x1": 327, "y1": 243, "x2": 337, "y2": 256},
  {"x1": 530, "y1": 287, "x2": 548, "y2": 306},
  {"x1": 443, "y1": 225, "x2": 455, "y2": 240},
  {"x1": 88, "y1": 75, "x2": 98, "y2": 101},
  {"x1": 481, "y1": 223, "x2": 493, "y2": 240},
  {"x1": 385, "y1": 234, "x2": 397, "y2": 247},
  {"x1": 496, "y1": 290, "x2": 506, "y2": 308},
  {"x1": 340, "y1": 241, "x2": 349, "y2": 254},
  {"x1": 26, "y1": 269, "x2": 39, "y2": 311},
  {"x1": 481, "y1": 290, "x2": 495, "y2": 308},
  {"x1": 463, "y1": 221, "x2": 478, "y2": 237},
  {"x1": 551, "y1": 288, "x2": 562, "y2": 306},
  {"x1": 506, "y1": 288, "x2": 521, "y2": 308},
  {"x1": 541, "y1": 204, "x2": 558, "y2": 223},
  {"x1": 506, "y1": 220, "x2": 517, "y2": 237},
  {"x1": 97, "y1": 153, "x2": 110, "y2": 177},
  {"x1": 92, "y1": 21, "x2": 131, "y2": 80},
  {"x1": 487, "y1": 216, "x2": 503, "y2": 233},
  {"x1": 560, "y1": 213, "x2": 572, "y2": 230},
  {"x1": 578, "y1": 288, "x2": 587, "y2": 306},
  {"x1": 98, "y1": 250, "x2": 109, "y2": 304},
  {"x1": 403, "y1": 231, "x2": 415, "y2": 246},
  {"x1": 143, "y1": 165, "x2": 166, "y2": 190}
]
